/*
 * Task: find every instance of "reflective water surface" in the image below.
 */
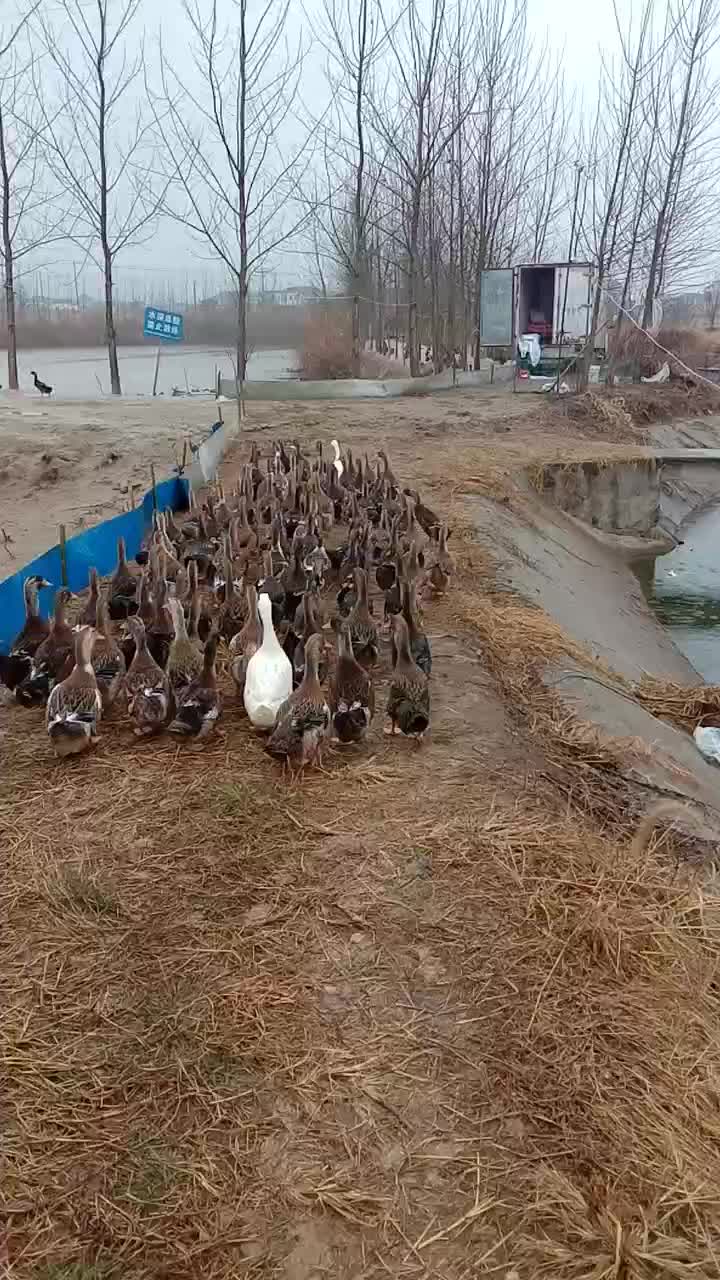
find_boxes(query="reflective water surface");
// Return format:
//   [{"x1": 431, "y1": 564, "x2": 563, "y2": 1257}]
[{"x1": 640, "y1": 503, "x2": 720, "y2": 681}]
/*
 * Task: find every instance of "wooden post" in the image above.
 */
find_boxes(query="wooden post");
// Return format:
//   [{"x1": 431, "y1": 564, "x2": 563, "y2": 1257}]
[
  {"x1": 152, "y1": 345, "x2": 161, "y2": 396},
  {"x1": 181, "y1": 439, "x2": 188, "y2": 471},
  {"x1": 130, "y1": 484, "x2": 137, "y2": 510},
  {"x1": 58, "y1": 524, "x2": 68, "y2": 587},
  {"x1": 150, "y1": 464, "x2": 157, "y2": 514}
]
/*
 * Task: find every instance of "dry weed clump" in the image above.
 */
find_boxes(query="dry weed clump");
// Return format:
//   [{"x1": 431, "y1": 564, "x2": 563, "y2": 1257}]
[
  {"x1": 558, "y1": 390, "x2": 638, "y2": 436},
  {"x1": 610, "y1": 322, "x2": 720, "y2": 377},
  {"x1": 297, "y1": 312, "x2": 401, "y2": 380},
  {"x1": 299, "y1": 310, "x2": 356, "y2": 379},
  {"x1": 632, "y1": 674, "x2": 720, "y2": 733},
  {"x1": 547, "y1": 382, "x2": 719, "y2": 436}
]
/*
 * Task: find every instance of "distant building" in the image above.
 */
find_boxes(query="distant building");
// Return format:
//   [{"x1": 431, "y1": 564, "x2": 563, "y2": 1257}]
[
  {"x1": 251, "y1": 285, "x2": 322, "y2": 307},
  {"x1": 201, "y1": 284, "x2": 323, "y2": 308}
]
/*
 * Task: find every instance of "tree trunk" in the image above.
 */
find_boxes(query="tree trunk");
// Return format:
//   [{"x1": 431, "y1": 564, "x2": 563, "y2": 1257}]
[
  {"x1": 236, "y1": 276, "x2": 247, "y2": 422},
  {"x1": 408, "y1": 294, "x2": 418, "y2": 376},
  {"x1": 376, "y1": 244, "x2": 384, "y2": 354},
  {"x1": 352, "y1": 292, "x2": 361, "y2": 372},
  {"x1": 394, "y1": 266, "x2": 399, "y2": 358},
  {"x1": 96, "y1": 12, "x2": 121, "y2": 396},
  {"x1": 408, "y1": 188, "x2": 422, "y2": 376},
  {"x1": 236, "y1": 0, "x2": 248, "y2": 424},
  {"x1": 103, "y1": 245, "x2": 121, "y2": 395},
  {"x1": 0, "y1": 100, "x2": 18, "y2": 391}
]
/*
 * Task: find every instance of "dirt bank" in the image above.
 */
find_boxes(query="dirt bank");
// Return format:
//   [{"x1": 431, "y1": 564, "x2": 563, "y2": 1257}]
[{"x1": 0, "y1": 395, "x2": 220, "y2": 569}]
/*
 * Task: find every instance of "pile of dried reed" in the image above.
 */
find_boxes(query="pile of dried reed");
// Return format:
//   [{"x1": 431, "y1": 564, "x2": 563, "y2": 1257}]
[{"x1": 633, "y1": 674, "x2": 720, "y2": 733}]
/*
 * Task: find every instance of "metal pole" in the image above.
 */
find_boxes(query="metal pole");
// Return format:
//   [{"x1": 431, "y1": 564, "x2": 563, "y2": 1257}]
[
  {"x1": 152, "y1": 344, "x2": 161, "y2": 396},
  {"x1": 58, "y1": 524, "x2": 67, "y2": 587},
  {"x1": 512, "y1": 269, "x2": 518, "y2": 395},
  {"x1": 556, "y1": 163, "x2": 584, "y2": 396}
]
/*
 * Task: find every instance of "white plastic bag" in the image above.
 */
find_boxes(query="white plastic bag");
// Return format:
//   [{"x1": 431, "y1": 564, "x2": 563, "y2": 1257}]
[{"x1": 693, "y1": 725, "x2": 720, "y2": 764}]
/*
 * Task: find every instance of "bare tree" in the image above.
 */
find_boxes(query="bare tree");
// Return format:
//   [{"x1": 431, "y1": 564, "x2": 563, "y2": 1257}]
[
  {"x1": 636, "y1": 0, "x2": 720, "y2": 325},
  {"x1": 574, "y1": 0, "x2": 655, "y2": 387},
  {"x1": 368, "y1": 0, "x2": 473, "y2": 376},
  {"x1": 0, "y1": 4, "x2": 65, "y2": 390},
  {"x1": 314, "y1": 0, "x2": 385, "y2": 373},
  {"x1": 35, "y1": 0, "x2": 162, "y2": 395},
  {"x1": 150, "y1": 0, "x2": 312, "y2": 415}
]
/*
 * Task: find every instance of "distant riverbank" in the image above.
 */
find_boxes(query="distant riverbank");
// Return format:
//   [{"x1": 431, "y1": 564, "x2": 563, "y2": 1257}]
[{"x1": 0, "y1": 346, "x2": 295, "y2": 399}]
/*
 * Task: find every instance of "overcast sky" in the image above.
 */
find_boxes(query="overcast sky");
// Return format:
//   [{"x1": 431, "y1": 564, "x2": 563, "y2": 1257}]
[{"x1": 11, "y1": 0, "x2": 705, "y2": 304}]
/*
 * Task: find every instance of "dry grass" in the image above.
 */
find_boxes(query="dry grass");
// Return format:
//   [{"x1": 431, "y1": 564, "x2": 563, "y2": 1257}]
[
  {"x1": 547, "y1": 383, "x2": 720, "y2": 435},
  {"x1": 632, "y1": 675, "x2": 720, "y2": 733},
  {"x1": 298, "y1": 312, "x2": 402, "y2": 381},
  {"x1": 298, "y1": 310, "x2": 356, "y2": 379},
  {"x1": 3, "y1": 696, "x2": 720, "y2": 1276}
]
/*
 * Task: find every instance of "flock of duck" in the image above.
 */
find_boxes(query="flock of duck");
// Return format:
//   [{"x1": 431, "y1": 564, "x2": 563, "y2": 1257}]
[{"x1": 0, "y1": 439, "x2": 454, "y2": 773}]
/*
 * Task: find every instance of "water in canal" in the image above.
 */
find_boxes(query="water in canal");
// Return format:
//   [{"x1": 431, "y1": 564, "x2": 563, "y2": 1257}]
[{"x1": 640, "y1": 502, "x2": 720, "y2": 681}]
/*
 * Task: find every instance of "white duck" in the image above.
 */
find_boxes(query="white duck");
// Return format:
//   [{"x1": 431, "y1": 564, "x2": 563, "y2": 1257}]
[
  {"x1": 330, "y1": 438, "x2": 344, "y2": 480},
  {"x1": 243, "y1": 591, "x2": 293, "y2": 728}
]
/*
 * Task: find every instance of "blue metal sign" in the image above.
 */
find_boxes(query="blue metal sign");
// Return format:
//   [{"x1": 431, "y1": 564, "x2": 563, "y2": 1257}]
[{"x1": 143, "y1": 306, "x2": 183, "y2": 342}]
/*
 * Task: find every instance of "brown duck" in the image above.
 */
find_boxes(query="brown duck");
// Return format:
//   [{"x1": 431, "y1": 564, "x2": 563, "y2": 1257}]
[
  {"x1": 347, "y1": 567, "x2": 378, "y2": 664},
  {"x1": 16, "y1": 588, "x2": 75, "y2": 706},
  {"x1": 79, "y1": 567, "x2": 100, "y2": 626},
  {"x1": 429, "y1": 523, "x2": 454, "y2": 594},
  {"x1": 217, "y1": 553, "x2": 247, "y2": 641},
  {"x1": 169, "y1": 630, "x2": 222, "y2": 740},
  {"x1": 265, "y1": 633, "x2": 330, "y2": 775},
  {"x1": 328, "y1": 620, "x2": 374, "y2": 744},
  {"x1": 166, "y1": 596, "x2": 203, "y2": 696},
  {"x1": 0, "y1": 575, "x2": 52, "y2": 690},
  {"x1": 108, "y1": 536, "x2": 137, "y2": 619},
  {"x1": 230, "y1": 583, "x2": 261, "y2": 694},
  {"x1": 146, "y1": 572, "x2": 173, "y2": 669},
  {"x1": 91, "y1": 591, "x2": 126, "y2": 709},
  {"x1": 386, "y1": 614, "x2": 430, "y2": 740},
  {"x1": 292, "y1": 589, "x2": 326, "y2": 686},
  {"x1": 46, "y1": 626, "x2": 102, "y2": 757},
  {"x1": 391, "y1": 578, "x2": 431, "y2": 676},
  {"x1": 124, "y1": 616, "x2": 170, "y2": 736}
]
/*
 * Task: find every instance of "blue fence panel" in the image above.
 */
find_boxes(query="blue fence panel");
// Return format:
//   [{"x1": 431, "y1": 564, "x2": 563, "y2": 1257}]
[
  {"x1": 64, "y1": 506, "x2": 145, "y2": 592},
  {"x1": 140, "y1": 477, "x2": 190, "y2": 530},
  {"x1": 0, "y1": 476, "x2": 191, "y2": 653},
  {"x1": 0, "y1": 548, "x2": 63, "y2": 654}
]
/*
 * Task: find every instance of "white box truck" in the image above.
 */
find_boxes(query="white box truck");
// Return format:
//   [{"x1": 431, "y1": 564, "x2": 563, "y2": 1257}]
[{"x1": 478, "y1": 262, "x2": 603, "y2": 352}]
